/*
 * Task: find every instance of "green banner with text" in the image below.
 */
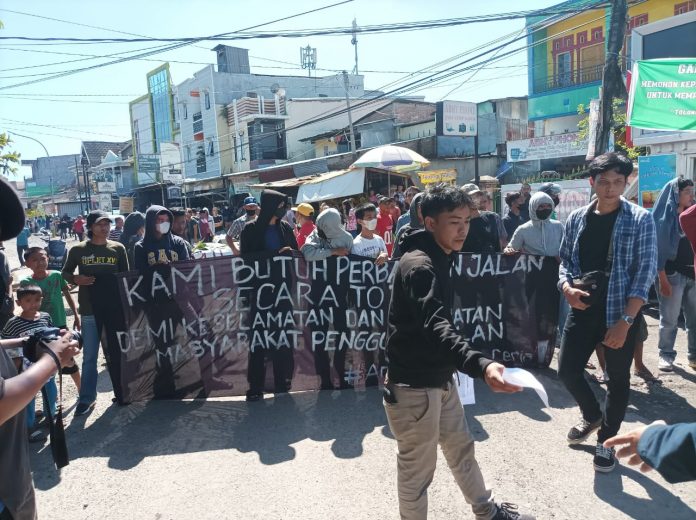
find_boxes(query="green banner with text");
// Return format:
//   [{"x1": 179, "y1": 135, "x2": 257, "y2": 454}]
[{"x1": 627, "y1": 59, "x2": 696, "y2": 132}]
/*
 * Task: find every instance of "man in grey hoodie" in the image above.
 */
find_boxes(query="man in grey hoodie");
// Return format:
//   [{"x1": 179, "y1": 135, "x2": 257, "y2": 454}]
[
  {"x1": 505, "y1": 192, "x2": 563, "y2": 257},
  {"x1": 301, "y1": 208, "x2": 353, "y2": 260},
  {"x1": 301, "y1": 208, "x2": 354, "y2": 389}
]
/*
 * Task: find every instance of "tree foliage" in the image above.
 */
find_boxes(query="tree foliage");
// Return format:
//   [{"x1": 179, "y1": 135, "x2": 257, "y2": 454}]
[
  {"x1": 577, "y1": 99, "x2": 645, "y2": 161},
  {"x1": 0, "y1": 132, "x2": 21, "y2": 176}
]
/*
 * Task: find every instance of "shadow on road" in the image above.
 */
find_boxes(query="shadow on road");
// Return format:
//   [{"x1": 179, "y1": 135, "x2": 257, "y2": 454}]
[
  {"x1": 32, "y1": 388, "x2": 389, "y2": 491},
  {"x1": 593, "y1": 463, "x2": 695, "y2": 520}
]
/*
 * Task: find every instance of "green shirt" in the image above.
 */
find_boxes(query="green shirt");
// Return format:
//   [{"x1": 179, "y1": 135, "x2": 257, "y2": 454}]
[
  {"x1": 20, "y1": 271, "x2": 68, "y2": 327},
  {"x1": 61, "y1": 240, "x2": 129, "y2": 316}
]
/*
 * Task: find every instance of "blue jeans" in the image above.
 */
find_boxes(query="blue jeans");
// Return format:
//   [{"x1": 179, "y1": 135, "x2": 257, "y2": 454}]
[
  {"x1": 26, "y1": 376, "x2": 58, "y2": 429},
  {"x1": 657, "y1": 272, "x2": 696, "y2": 362},
  {"x1": 79, "y1": 314, "x2": 101, "y2": 405}
]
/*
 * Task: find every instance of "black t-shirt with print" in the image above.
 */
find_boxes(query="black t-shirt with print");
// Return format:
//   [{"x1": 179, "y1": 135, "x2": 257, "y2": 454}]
[{"x1": 579, "y1": 208, "x2": 619, "y2": 273}]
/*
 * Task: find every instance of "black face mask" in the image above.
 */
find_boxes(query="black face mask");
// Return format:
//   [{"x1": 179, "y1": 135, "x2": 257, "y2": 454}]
[
  {"x1": 536, "y1": 208, "x2": 553, "y2": 220},
  {"x1": 246, "y1": 210, "x2": 256, "y2": 217},
  {"x1": 274, "y1": 207, "x2": 287, "y2": 219}
]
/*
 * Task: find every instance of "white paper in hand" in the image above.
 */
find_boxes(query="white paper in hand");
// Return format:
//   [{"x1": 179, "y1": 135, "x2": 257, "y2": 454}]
[
  {"x1": 456, "y1": 372, "x2": 476, "y2": 406},
  {"x1": 502, "y1": 367, "x2": 549, "y2": 408}
]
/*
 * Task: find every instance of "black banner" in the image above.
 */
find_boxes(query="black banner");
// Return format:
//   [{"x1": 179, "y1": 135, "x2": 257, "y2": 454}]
[{"x1": 103, "y1": 252, "x2": 559, "y2": 403}]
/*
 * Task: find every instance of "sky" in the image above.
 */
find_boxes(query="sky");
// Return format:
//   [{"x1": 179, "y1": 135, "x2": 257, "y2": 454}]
[{"x1": 0, "y1": 0, "x2": 561, "y2": 180}]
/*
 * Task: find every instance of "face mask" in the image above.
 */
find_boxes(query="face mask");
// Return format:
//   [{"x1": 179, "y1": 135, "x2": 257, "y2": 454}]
[
  {"x1": 536, "y1": 208, "x2": 552, "y2": 220},
  {"x1": 246, "y1": 210, "x2": 256, "y2": 217},
  {"x1": 362, "y1": 219, "x2": 378, "y2": 231},
  {"x1": 274, "y1": 207, "x2": 287, "y2": 219},
  {"x1": 157, "y1": 221, "x2": 171, "y2": 234}
]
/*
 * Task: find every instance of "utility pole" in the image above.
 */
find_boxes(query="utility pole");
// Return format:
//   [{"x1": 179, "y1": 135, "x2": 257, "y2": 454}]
[
  {"x1": 74, "y1": 155, "x2": 85, "y2": 214},
  {"x1": 342, "y1": 71, "x2": 358, "y2": 160},
  {"x1": 351, "y1": 18, "x2": 359, "y2": 75},
  {"x1": 10, "y1": 131, "x2": 54, "y2": 213},
  {"x1": 594, "y1": 0, "x2": 628, "y2": 156}
]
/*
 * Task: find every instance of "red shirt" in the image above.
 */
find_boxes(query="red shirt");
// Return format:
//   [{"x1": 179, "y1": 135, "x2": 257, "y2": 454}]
[
  {"x1": 376, "y1": 212, "x2": 394, "y2": 256},
  {"x1": 73, "y1": 219, "x2": 84, "y2": 233},
  {"x1": 295, "y1": 221, "x2": 315, "y2": 249}
]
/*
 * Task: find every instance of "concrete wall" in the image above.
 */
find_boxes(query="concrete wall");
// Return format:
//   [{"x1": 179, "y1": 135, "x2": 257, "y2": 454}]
[{"x1": 31, "y1": 154, "x2": 81, "y2": 190}]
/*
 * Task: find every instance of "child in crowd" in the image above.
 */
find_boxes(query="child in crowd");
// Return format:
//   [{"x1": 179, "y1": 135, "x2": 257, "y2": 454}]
[
  {"x1": 1, "y1": 285, "x2": 57, "y2": 442},
  {"x1": 21, "y1": 247, "x2": 81, "y2": 390},
  {"x1": 351, "y1": 204, "x2": 388, "y2": 265}
]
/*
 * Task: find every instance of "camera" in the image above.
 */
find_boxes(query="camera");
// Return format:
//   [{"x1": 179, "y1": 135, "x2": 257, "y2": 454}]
[
  {"x1": 23, "y1": 327, "x2": 82, "y2": 363},
  {"x1": 23, "y1": 327, "x2": 82, "y2": 469}
]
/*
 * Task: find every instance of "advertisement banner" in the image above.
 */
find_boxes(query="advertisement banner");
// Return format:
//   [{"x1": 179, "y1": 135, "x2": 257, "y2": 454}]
[
  {"x1": 627, "y1": 59, "x2": 696, "y2": 132},
  {"x1": 160, "y1": 142, "x2": 184, "y2": 185},
  {"x1": 500, "y1": 180, "x2": 592, "y2": 224},
  {"x1": 102, "y1": 253, "x2": 559, "y2": 403},
  {"x1": 638, "y1": 154, "x2": 677, "y2": 211},
  {"x1": 436, "y1": 101, "x2": 477, "y2": 137},
  {"x1": 507, "y1": 132, "x2": 588, "y2": 163},
  {"x1": 137, "y1": 155, "x2": 160, "y2": 185},
  {"x1": 97, "y1": 181, "x2": 117, "y2": 193},
  {"x1": 418, "y1": 169, "x2": 457, "y2": 185},
  {"x1": 119, "y1": 197, "x2": 134, "y2": 214},
  {"x1": 97, "y1": 193, "x2": 112, "y2": 212}
]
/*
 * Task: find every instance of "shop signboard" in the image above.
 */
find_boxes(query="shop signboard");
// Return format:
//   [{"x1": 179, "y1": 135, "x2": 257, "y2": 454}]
[
  {"x1": 637, "y1": 154, "x2": 677, "y2": 211},
  {"x1": 436, "y1": 101, "x2": 477, "y2": 137},
  {"x1": 506, "y1": 132, "x2": 588, "y2": 163},
  {"x1": 627, "y1": 59, "x2": 696, "y2": 132},
  {"x1": 119, "y1": 197, "x2": 134, "y2": 214}
]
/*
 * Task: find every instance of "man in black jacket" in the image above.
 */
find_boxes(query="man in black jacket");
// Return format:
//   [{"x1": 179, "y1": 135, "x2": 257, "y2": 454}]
[
  {"x1": 384, "y1": 185, "x2": 534, "y2": 520},
  {"x1": 239, "y1": 189, "x2": 298, "y2": 401}
]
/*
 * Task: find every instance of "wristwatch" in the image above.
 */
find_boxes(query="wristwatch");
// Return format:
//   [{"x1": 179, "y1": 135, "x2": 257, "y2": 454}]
[{"x1": 621, "y1": 315, "x2": 635, "y2": 325}]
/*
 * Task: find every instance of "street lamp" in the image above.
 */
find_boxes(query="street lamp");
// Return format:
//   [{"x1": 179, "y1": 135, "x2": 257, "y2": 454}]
[{"x1": 9, "y1": 131, "x2": 54, "y2": 213}]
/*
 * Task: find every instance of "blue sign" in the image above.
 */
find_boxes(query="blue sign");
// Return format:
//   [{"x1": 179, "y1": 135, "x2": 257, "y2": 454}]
[{"x1": 638, "y1": 154, "x2": 676, "y2": 211}]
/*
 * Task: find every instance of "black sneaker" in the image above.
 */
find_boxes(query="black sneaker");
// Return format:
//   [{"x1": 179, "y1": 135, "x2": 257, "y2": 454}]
[
  {"x1": 567, "y1": 417, "x2": 602, "y2": 445},
  {"x1": 245, "y1": 391, "x2": 263, "y2": 402},
  {"x1": 74, "y1": 401, "x2": 95, "y2": 416},
  {"x1": 492, "y1": 502, "x2": 535, "y2": 520},
  {"x1": 594, "y1": 443, "x2": 617, "y2": 472}
]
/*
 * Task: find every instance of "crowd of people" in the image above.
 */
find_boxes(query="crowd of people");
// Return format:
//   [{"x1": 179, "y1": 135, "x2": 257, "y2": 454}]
[{"x1": 1, "y1": 152, "x2": 695, "y2": 520}]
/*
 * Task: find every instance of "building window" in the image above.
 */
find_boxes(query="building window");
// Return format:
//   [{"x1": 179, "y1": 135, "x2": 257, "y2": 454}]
[
  {"x1": 323, "y1": 145, "x2": 329, "y2": 156},
  {"x1": 674, "y1": 1, "x2": 695, "y2": 15},
  {"x1": 579, "y1": 34, "x2": 585, "y2": 44},
  {"x1": 185, "y1": 145, "x2": 191, "y2": 162},
  {"x1": 204, "y1": 91, "x2": 211, "y2": 110},
  {"x1": 183, "y1": 103, "x2": 188, "y2": 119},
  {"x1": 208, "y1": 139, "x2": 215, "y2": 156},
  {"x1": 556, "y1": 52, "x2": 572, "y2": 87},
  {"x1": 133, "y1": 120, "x2": 140, "y2": 155},
  {"x1": 196, "y1": 145, "x2": 206, "y2": 174},
  {"x1": 192, "y1": 112, "x2": 203, "y2": 134},
  {"x1": 554, "y1": 41, "x2": 560, "y2": 50},
  {"x1": 593, "y1": 28, "x2": 602, "y2": 40}
]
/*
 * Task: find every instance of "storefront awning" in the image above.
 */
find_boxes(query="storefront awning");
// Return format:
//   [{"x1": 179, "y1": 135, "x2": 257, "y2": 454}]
[{"x1": 297, "y1": 168, "x2": 365, "y2": 203}]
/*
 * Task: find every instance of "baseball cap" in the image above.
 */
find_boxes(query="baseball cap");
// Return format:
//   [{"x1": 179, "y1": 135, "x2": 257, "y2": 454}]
[
  {"x1": 86, "y1": 210, "x2": 113, "y2": 228},
  {"x1": 291, "y1": 203, "x2": 315, "y2": 217},
  {"x1": 243, "y1": 196, "x2": 258, "y2": 208}
]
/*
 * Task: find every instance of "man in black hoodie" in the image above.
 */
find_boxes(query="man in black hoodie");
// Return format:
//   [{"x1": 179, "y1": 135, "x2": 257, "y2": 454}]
[
  {"x1": 384, "y1": 185, "x2": 534, "y2": 520},
  {"x1": 133, "y1": 205, "x2": 191, "y2": 270},
  {"x1": 239, "y1": 189, "x2": 298, "y2": 401}
]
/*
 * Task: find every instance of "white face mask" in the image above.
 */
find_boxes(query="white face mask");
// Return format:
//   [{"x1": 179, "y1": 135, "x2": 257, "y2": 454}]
[
  {"x1": 157, "y1": 221, "x2": 171, "y2": 234},
  {"x1": 362, "y1": 219, "x2": 378, "y2": 231}
]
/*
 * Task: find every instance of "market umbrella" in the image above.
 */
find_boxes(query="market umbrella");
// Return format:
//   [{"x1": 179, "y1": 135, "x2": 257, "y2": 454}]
[
  {"x1": 350, "y1": 145, "x2": 430, "y2": 195},
  {"x1": 350, "y1": 145, "x2": 430, "y2": 172}
]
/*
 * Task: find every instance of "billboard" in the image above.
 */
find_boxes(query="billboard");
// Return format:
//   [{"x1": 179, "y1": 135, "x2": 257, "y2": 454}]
[
  {"x1": 506, "y1": 132, "x2": 588, "y2": 163},
  {"x1": 637, "y1": 154, "x2": 677, "y2": 211},
  {"x1": 436, "y1": 101, "x2": 477, "y2": 137},
  {"x1": 627, "y1": 59, "x2": 696, "y2": 132},
  {"x1": 160, "y1": 142, "x2": 184, "y2": 185},
  {"x1": 137, "y1": 155, "x2": 160, "y2": 185}
]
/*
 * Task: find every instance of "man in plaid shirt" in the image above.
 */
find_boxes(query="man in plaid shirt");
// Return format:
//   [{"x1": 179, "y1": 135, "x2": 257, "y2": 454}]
[
  {"x1": 558, "y1": 153, "x2": 657, "y2": 473},
  {"x1": 225, "y1": 196, "x2": 259, "y2": 255}
]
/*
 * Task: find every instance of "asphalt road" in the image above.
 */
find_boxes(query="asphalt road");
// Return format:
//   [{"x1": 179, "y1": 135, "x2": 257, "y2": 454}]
[{"x1": 3, "y1": 235, "x2": 695, "y2": 519}]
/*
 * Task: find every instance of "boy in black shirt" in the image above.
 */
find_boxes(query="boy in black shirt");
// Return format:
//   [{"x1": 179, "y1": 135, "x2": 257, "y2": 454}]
[{"x1": 385, "y1": 184, "x2": 534, "y2": 520}]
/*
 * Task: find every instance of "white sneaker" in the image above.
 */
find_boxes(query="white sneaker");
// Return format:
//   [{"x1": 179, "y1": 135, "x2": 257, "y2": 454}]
[{"x1": 658, "y1": 356, "x2": 674, "y2": 372}]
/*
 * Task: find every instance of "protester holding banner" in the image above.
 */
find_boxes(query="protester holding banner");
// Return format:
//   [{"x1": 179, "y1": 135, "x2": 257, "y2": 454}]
[
  {"x1": 133, "y1": 206, "x2": 191, "y2": 270},
  {"x1": 392, "y1": 193, "x2": 424, "y2": 260},
  {"x1": 653, "y1": 177, "x2": 696, "y2": 372},
  {"x1": 558, "y1": 152, "x2": 657, "y2": 473},
  {"x1": 680, "y1": 203, "x2": 696, "y2": 276},
  {"x1": 119, "y1": 211, "x2": 145, "y2": 268},
  {"x1": 62, "y1": 210, "x2": 130, "y2": 416},
  {"x1": 239, "y1": 189, "x2": 298, "y2": 401},
  {"x1": 169, "y1": 208, "x2": 194, "y2": 258},
  {"x1": 384, "y1": 184, "x2": 533, "y2": 520},
  {"x1": 301, "y1": 208, "x2": 353, "y2": 261},
  {"x1": 505, "y1": 192, "x2": 563, "y2": 258}
]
